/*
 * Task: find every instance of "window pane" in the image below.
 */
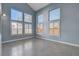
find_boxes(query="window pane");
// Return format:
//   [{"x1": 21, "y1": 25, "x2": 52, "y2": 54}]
[
  {"x1": 28, "y1": 24, "x2": 32, "y2": 34},
  {"x1": 25, "y1": 24, "x2": 28, "y2": 34},
  {"x1": 37, "y1": 14, "x2": 44, "y2": 33},
  {"x1": 36, "y1": 24, "x2": 40, "y2": 33},
  {"x1": 37, "y1": 24, "x2": 43, "y2": 33},
  {"x1": 49, "y1": 8, "x2": 60, "y2": 21},
  {"x1": 50, "y1": 23, "x2": 54, "y2": 28},
  {"x1": 17, "y1": 23, "x2": 22, "y2": 34},
  {"x1": 49, "y1": 21, "x2": 60, "y2": 36},
  {"x1": 24, "y1": 13, "x2": 32, "y2": 22},
  {"x1": 29, "y1": 24, "x2": 32, "y2": 29},
  {"x1": 49, "y1": 23, "x2": 54, "y2": 35},
  {"x1": 38, "y1": 15, "x2": 43, "y2": 23},
  {"x1": 53, "y1": 21, "x2": 60, "y2": 36},
  {"x1": 29, "y1": 29, "x2": 32, "y2": 33},
  {"x1": 11, "y1": 8, "x2": 23, "y2": 21},
  {"x1": 11, "y1": 22, "x2": 17, "y2": 35}
]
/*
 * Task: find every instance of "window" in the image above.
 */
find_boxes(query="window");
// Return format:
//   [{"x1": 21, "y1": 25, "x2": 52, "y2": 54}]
[
  {"x1": 24, "y1": 13, "x2": 32, "y2": 22},
  {"x1": 37, "y1": 24, "x2": 43, "y2": 33},
  {"x1": 11, "y1": 22, "x2": 17, "y2": 35},
  {"x1": 49, "y1": 8, "x2": 60, "y2": 21},
  {"x1": 49, "y1": 8, "x2": 60, "y2": 36},
  {"x1": 11, "y1": 8, "x2": 23, "y2": 21},
  {"x1": 24, "y1": 13, "x2": 32, "y2": 34},
  {"x1": 25, "y1": 24, "x2": 32, "y2": 34},
  {"x1": 25, "y1": 24, "x2": 28, "y2": 34},
  {"x1": 11, "y1": 22, "x2": 23, "y2": 35},
  {"x1": 38, "y1": 15, "x2": 43, "y2": 23},
  {"x1": 49, "y1": 21, "x2": 60, "y2": 36},
  {"x1": 37, "y1": 15, "x2": 44, "y2": 33},
  {"x1": 11, "y1": 8, "x2": 23, "y2": 35},
  {"x1": 11, "y1": 9, "x2": 33, "y2": 35},
  {"x1": 17, "y1": 23, "x2": 22, "y2": 34},
  {"x1": 28, "y1": 24, "x2": 32, "y2": 34}
]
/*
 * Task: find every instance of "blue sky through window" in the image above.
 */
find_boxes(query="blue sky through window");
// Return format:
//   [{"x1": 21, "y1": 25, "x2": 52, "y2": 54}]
[
  {"x1": 50, "y1": 8, "x2": 60, "y2": 21},
  {"x1": 11, "y1": 8, "x2": 22, "y2": 21},
  {"x1": 38, "y1": 15, "x2": 43, "y2": 23}
]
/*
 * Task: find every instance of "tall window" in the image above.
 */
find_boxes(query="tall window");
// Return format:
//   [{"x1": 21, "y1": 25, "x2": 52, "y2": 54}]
[
  {"x1": 37, "y1": 15, "x2": 44, "y2": 33},
  {"x1": 24, "y1": 13, "x2": 32, "y2": 34},
  {"x1": 49, "y1": 8, "x2": 60, "y2": 36},
  {"x1": 11, "y1": 8, "x2": 23, "y2": 35}
]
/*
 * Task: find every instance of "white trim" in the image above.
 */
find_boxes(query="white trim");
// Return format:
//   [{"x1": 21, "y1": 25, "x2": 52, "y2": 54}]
[
  {"x1": 2, "y1": 36, "x2": 34, "y2": 44},
  {"x1": 36, "y1": 37, "x2": 79, "y2": 47}
]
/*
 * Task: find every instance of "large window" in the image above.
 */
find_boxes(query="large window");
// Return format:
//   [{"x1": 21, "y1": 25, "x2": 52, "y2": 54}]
[
  {"x1": 49, "y1": 8, "x2": 60, "y2": 36},
  {"x1": 11, "y1": 9, "x2": 23, "y2": 35},
  {"x1": 24, "y1": 13, "x2": 32, "y2": 34},
  {"x1": 37, "y1": 15, "x2": 44, "y2": 33},
  {"x1": 11, "y1": 9, "x2": 32, "y2": 35}
]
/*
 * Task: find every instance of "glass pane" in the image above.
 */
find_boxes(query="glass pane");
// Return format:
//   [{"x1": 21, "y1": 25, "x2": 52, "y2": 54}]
[
  {"x1": 29, "y1": 29, "x2": 32, "y2": 33},
  {"x1": 11, "y1": 22, "x2": 17, "y2": 35},
  {"x1": 36, "y1": 24, "x2": 39, "y2": 33},
  {"x1": 49, "y1": 23, "x2": 54, "y2": 35},
  {"x1": 25, "y1": 24, "x2": 29, "y2": 34},
  {"x1": 50, "y1": 8, "x2": 60, "y2": 21},
  {"x1": 38, "y1": 15, "x2": 43, "y2": 23},
  {"x1": 53, "y1": 21, "x2": 60, "y2": 36},
  {"x1": 37, "y1": 24, "x2": 43, "y2": 33},
  {"x1": 24, "y1": 13, "x2": 32, "y2": 22},
  {"x1": 17, "y1": 23, "x2": 22, "y2": 34},
  {"x1": 29, "y1": 24, "x2": 32, "y2": 29},
  {"x1": 11, "y1": 8, "x2": 23, "y2": 21},
  {"x1": 49, "y1": 23, "x2": 54, "y2": 28}
]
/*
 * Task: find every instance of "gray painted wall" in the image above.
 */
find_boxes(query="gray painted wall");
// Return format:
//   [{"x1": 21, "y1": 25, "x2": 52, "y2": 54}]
[
  {"x1": 36, "y1": 3, "x2": 79, "y2": 45},
  {"x1": 2, "y1": 3, "x2": 36, "y2": 42}
]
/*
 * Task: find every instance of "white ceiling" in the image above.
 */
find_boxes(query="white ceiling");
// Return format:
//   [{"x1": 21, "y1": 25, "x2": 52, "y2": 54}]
[{"x1": 28, "y1": 3, "x2": 50, "y2": 11}]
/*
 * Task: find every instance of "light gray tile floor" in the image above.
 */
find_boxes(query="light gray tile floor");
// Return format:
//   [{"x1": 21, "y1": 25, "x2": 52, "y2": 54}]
[{"x1": 2, "y1": 38, "x2": 79, "y2": 56}]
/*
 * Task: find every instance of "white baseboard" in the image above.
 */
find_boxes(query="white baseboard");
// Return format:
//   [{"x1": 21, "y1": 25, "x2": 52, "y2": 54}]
[
  {"x1": 37, "y1": 37, "x2": 79, "y2": 47},
  {"x1": 2, "y1": 36, "x2": 34, "y2": 44}
]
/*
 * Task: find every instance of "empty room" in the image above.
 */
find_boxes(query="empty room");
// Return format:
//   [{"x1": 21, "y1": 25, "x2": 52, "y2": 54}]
[{"x1": 0, "y1": 3, "x2": 79, "y2": 56}]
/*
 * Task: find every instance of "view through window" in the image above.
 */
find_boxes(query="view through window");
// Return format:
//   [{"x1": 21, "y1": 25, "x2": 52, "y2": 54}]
[
  {"x1": 11, "y1": 8, "x2": 32, "y2": 35},
  {"x1": 37, "y1": 15, "x2": 44, "y2": 33},
  {"x1": 49, "y1": 8, "x2": 60, "y2": 36}
]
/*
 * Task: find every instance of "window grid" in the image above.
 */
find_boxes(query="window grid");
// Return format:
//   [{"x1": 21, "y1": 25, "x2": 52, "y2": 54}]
[
  {"x1": 24, "y1": 23, "x2": 32, "y2": 34},
  {"x1": 11, "y1": 8, "x2": 32, "y2": 35},
  {"x1": 49, "y1": 8, "x2": 60, "y2": 36},
  {"x1": 37, "y1": 15, "x2": 44, "y2": 33}
]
